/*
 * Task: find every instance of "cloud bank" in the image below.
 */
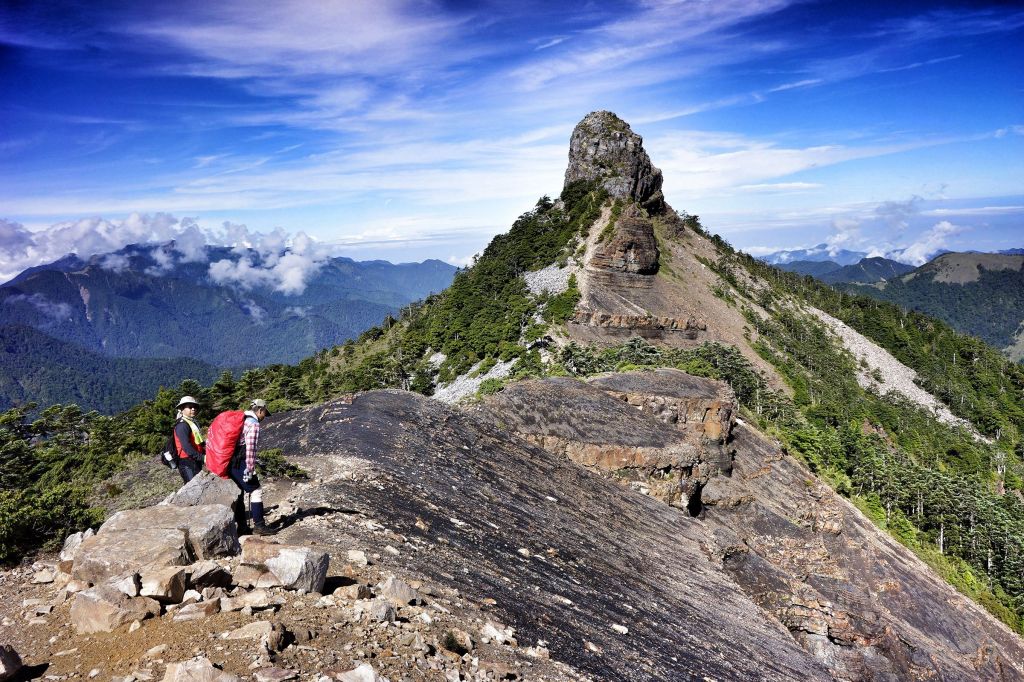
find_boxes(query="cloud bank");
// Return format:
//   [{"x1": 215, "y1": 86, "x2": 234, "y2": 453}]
[{"x1": 0, "y1": 213, "x2": 332, "y2": 294}]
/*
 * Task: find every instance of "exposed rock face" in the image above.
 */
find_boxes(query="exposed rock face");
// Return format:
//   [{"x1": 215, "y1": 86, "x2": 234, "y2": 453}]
[
  {"x1": 569, "y1": 311, "x2": 705, "y2": 337},
  {"x1": 262, "y1": 390, "x2": 832, "y2": 681},
  {"x1": 590, "y1": 204, "x2": 659, "y2": 276},
  {"x1": 589, "y1": 369, "x2": 735, "y2": 443},
  {"x1": 479, "y1": 370, "x2": 734, "y2": 511},
  {"x1": 476, "y1": 373, "x2": 1024, "y2": 680},
  {"x1": 564, "y1": 110, "x2": 664, "y2": 211}
]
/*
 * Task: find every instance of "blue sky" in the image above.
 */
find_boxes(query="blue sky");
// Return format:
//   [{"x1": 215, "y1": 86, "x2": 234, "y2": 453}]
[{"x1": 1, "y1": 0, "x2": 1022, "y2": 281}]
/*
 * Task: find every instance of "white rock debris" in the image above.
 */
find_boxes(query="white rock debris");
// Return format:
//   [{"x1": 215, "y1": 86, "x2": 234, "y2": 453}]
[
  {"x1": 808, "y1": 307, "x2": 985, "y2": 441},
  {"x1": 431, "y1": 359, "x2": 516, "y2": 405},
  {"x1": 523, "y1": 264, "x2": 576, "y2": 297}
]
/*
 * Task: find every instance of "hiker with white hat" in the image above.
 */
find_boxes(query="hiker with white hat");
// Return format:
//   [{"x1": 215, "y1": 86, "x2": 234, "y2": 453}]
[{"x1": 174, "y1": 395, "x2": 206, "y2": 484}]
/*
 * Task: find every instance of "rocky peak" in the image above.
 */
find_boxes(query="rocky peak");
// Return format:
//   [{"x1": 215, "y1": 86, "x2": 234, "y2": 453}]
[{"x1": 563, "y1": 111, "x2": 665, "y2": 211}]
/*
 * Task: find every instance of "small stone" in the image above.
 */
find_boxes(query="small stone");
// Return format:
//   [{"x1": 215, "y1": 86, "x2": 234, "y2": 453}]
[
  {"x1": 89, "y1": 668, "x2": 101, "y2": 678},
  {"x1": 333, "y1": 583, "x2": 371, "y2": 601},
  {"x1": 129, "y1": 620, "x2": 142, "y2": 633},
  {"x1": 516, "y1": 548, "x2": 530, "y2": 558},
  {"x1": 384, "y1": 546, "x2": 400, "y2": 557},
  {"x1": 31, "y1": 569, "x2": 56, "y2": 584},
  {"x1": 361, "y1": 600, "x2": 396, "y2": 624},
  {"x1": 346, "y1": 550, "x2": 369, "y2": 567},
  {"x1": 611, "y1": 623, "x2": 628, "y2": 635},
  {"x1": 144, "y1": 645, "x2": 167, "y2": 659}
]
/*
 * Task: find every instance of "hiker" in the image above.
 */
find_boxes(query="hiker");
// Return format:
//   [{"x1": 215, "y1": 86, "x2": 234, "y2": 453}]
[
  {"x1": 173, "y1": 396, "x2": 205, "y2": 484},
  {"x1": 229, "y1": 398, "x2": 275, "y2": 536}
]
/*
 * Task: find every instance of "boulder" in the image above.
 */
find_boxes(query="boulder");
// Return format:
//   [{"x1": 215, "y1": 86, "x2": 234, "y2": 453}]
[
  {"x1": 172, "y1": 599, "x2": 221, "y2": 622},
  {"x1": 70, "y1": 585, "x2": 160, "y2": 634},
  {"x1": 140, "y1": 566, "x2": 187, "y2": 603},
  {"x1": 59, "y1": 528, "x2": 95, "y2": 562},
  {"x1": 164, "y1": 471, "x2": 239, "y2": 509},
  {"x1": 72, "y1": 529, "x2": 191, "y2": 585},
  {"x1": 189, "y1": 561, "x2": 233, "y2": 589},
  {"x1": 101, "y1": 505, "x2": 238, "y2": 559},
  {"x1": 240, "y1": 538, "x2": 328, "y2": 593},
  {"x1": 162, "y1": 657, "x2": 240, "y2": 682},
  {"x1": 220, "y1": 589, "x2": 282, "y2": 612},
  {"x1": 378, "y1": 575, "x2": 419, "y2": 606},
  {"x1": 0, "y1": 645, "x2": 22, "y2": 682}
]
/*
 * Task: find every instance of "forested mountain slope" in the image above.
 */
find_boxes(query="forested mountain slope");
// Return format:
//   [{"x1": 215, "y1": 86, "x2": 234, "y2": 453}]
[
  {"x1": 0, "y1": 245, "x2": 456, "y2": 367},
  {"x1": 836, "y1": 252, "x2": 1024, "y2": 361}
]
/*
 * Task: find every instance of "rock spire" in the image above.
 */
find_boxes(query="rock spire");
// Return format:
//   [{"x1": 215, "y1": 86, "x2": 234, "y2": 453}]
[{"x1": 563, "y1": 110, "x2": 665, "y2": 211}]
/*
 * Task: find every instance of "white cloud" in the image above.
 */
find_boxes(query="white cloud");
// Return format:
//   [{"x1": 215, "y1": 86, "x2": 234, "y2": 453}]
[
  {"x1": 0, "y1": 219, "x2": 34, "y2": 260},
  {"x1": 284, "y1": 305, "x2": 310, "y2": 317},
  {"x1": 3, "y1": 293, "x2": 74, "y2": 320},
  {"x1": 206, "y1": 227, "x2": 330, "y2": 295},
  {"x1": 240, "y1": 299, "x2": 267, "y2": 324},
  {"x1": 922, "y1": 205, "x2": 1024, "y2": 217},
  {"x1": 145, "y1": 245, "x2": 177, "y2": 276},
  {"x1": 891, "y1": 220, "x2": 965, "y2": 265},
  {"x1": 99, "y1": 253, "x2": 131, "y2": 273}
]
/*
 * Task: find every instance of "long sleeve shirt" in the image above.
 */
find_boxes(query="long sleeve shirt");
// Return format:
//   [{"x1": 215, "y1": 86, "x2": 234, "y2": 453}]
[{"x1": 241, "y1": 411, "x2": 260, "y2": 471}]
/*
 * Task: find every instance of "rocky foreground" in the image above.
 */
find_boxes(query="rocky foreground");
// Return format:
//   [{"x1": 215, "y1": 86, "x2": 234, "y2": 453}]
[{"x1": 2, "y1": 370, "x2": 1024, "y2": 681}]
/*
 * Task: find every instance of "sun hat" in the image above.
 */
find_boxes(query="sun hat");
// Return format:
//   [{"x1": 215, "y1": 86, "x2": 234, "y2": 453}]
[{"x1": 176, "y1": 396, "x2": 200, "y2": 409}]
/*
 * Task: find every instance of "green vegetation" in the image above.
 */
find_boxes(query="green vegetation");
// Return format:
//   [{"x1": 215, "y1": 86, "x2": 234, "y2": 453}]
[{"x1": 837, "y1": 267, "x2": 1024, "y2": 358}]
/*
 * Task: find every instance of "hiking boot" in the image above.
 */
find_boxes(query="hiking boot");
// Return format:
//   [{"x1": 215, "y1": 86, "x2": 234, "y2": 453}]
[{"x1": 253, "y1": 524, "x2": 277, "y2": 536}]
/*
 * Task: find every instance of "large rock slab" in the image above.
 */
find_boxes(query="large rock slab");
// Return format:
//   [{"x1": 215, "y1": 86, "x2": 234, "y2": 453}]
[
  {"x1": 164, "y1": 470, "x2": 239, "y2": 508},
  {"x1": 240, "y1": 538, "x2": 328, "y2": 593},
  {"x1": 101, "y1": 504, "x2": 238, "y2": 559},
  {"x1": 72, "y1": 528, "x2": 192, "y2": 584},
  {"x1": 70, "y1": 585, "x2": 161, "y2": 634},
  {"x1": 261, "y1": 390, "x2": 831, "y2": 681}
]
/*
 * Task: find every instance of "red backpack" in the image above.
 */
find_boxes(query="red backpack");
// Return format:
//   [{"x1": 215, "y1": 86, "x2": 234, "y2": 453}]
[{"x1": 205, "y1": 411, "x2": 246, "y2": 478}]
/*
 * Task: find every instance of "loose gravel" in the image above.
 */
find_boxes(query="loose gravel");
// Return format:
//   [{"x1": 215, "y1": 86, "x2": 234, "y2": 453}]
[
  {"x1": 431, "y1": 359, "x2": 517, "y2": 404},
  {"x1": 809, "y1": 307, "x2": 985, "y2": 440},
  {"x1": 524, "y1": 264, "x2": 575, "y2": 296}
]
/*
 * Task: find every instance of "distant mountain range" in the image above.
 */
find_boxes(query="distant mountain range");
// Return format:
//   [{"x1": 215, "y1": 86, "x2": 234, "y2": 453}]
[
  {"x1": 759, "y1": 243, "x2": 868, "y2": 266},
  {"x1": 767, "y1": 248, "x2": 1024, "y2": 362},
  {"x1": 0, "y1": 244, "x2": 457, "y2": 411},
  {"x1": 778, "y1": 256, "x2": 916, "y2": 284}
]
